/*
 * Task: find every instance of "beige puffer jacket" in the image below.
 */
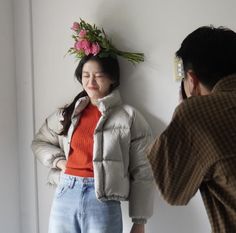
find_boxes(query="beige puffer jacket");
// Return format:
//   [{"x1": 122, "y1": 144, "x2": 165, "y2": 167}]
[{"x1": 31, "y1": 90, "x2": 154, "y2": 223}]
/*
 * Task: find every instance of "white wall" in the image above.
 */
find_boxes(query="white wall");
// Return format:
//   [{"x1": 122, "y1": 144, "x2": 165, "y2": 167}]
[
  {"x1": 13, "y1": 0, "x2": 38, "y2": 232},
  {"x1": 0, "y1": 0, "x2": 20, "y2": 232},
  {"x1": 15, "y1": 0, "x2": 236, "y2": 233}
]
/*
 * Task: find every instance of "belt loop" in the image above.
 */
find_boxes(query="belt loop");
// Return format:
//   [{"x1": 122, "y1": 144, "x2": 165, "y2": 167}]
[{"x1": 69, "y1": 177, "x2": 76, "y2": 188}]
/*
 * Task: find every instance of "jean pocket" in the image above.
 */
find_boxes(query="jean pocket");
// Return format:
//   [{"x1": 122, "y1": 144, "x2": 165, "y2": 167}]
[{"x1": 55, "y1": 184, "x2": 69, "y2": 198}]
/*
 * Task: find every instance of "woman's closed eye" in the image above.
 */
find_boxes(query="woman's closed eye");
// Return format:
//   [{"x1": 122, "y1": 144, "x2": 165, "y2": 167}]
[
  {"x1": 95, "y1": 73, "x2": 105, "y2": 78},
  {"x1": 82, "y1": 72, "x2": 105, "y2": 79},
  {"x1": 82, "y1": 72, "x2": 90, "y2": 78}
]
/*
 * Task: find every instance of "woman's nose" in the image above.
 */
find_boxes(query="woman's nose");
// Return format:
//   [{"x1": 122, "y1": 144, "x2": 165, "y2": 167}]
[{"x1": 89, "y1": 76, "x2": 96, "y2": 84}]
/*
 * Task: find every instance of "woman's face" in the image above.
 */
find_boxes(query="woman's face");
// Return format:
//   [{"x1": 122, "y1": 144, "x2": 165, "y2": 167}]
[{"x1": 82, "y1": 60, "x2": 113, "y2": 100}]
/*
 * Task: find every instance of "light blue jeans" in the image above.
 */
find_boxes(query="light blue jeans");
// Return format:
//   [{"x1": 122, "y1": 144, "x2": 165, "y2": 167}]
[{"x1": 48, "y1": 174, "x2": 123, "y2": 233}]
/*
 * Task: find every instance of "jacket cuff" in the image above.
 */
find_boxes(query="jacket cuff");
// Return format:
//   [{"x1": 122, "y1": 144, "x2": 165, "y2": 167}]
[
  {"x1": 132, "y1": 218, "x2": 147, "y2": 224},
  {"x1": 52, "y1": 156, "x2": 66, "y2": 169}
]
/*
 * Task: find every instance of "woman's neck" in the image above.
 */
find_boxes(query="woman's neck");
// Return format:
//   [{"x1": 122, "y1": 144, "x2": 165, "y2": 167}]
[{"x1": 90, "y1": 98, "x2": 98, "y2": 105}]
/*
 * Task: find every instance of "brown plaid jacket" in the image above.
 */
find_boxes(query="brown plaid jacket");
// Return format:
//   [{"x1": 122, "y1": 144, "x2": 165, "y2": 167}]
[{"x1": 148, "y1": 75, "x2": 236, "y2": 233}]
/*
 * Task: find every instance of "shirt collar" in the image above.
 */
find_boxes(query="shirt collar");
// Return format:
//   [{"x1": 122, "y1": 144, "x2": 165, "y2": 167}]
[{"x1": 213, "y1": 74, "x2": 236, "y2": 93}]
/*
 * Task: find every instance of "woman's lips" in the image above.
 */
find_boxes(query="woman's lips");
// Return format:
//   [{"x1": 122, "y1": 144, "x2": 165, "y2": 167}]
[{"x1": 88, "y1": 87, "x2": 98, "y2": 90}]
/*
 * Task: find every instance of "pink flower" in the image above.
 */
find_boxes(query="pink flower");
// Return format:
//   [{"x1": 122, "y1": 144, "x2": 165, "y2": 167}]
[
  {"x1": 81, "y1": 39, "x2": 91, "y2": 49},
  {"x1": 74, "y1": 39, "x2": 91, "y2": 54},
  {"x1": 91, "y1": 42, "x2": 101, "y2": 55},
  {"x1": 74, "y1": 41, "x2": 82, "y2": 51},
  {"x1": 84, "y1": 47, "x2": 91, "y2": 55},
  {"x1": 71, "y1": 22, "x2": 80, "y2": 31},
  {"x1": 78, "y1": 29, "x2": 87, "y2": 38}
]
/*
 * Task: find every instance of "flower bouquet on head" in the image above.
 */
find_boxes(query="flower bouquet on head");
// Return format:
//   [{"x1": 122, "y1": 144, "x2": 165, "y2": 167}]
[{"x1": 68, "y1": 18, "x2": 144, "y2": 64}]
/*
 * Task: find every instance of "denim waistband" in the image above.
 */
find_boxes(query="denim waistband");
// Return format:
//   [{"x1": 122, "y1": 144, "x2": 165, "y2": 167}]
[{"x1": 60, "y1": 173, "x2": 94, "y2": 185}]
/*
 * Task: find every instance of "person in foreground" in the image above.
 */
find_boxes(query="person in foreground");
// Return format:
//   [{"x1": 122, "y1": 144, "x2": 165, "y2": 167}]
[
  {"x1": 32, "y1": 19, "x2": 154, "y2": 233},
  {"x1": 148, "y1": 26, "x2": 236, "y2": 233}
]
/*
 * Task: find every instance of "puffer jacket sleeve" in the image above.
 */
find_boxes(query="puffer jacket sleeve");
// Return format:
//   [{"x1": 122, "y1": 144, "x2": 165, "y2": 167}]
[
  {"x1": 31, "y1": 110, "x2": 66, "y2": 169},
  {"x1": 128, "y1": 109, "x2": 155, "y2": 224}
]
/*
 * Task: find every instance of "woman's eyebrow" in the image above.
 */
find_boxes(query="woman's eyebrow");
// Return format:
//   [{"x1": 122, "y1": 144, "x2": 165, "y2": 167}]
[{"x1": 82, "y1": 71, "x2": 104, "y2": 74}]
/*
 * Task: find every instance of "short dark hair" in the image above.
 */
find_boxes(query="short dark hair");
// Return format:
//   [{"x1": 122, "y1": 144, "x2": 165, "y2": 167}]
[{"x1": 176, "y1": 26, "x2": 236, "y2": 89}]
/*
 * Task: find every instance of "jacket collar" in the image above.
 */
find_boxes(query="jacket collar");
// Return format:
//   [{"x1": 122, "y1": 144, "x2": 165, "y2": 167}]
[
  {"x1": 213, "y1": 74, "x2": 236, "y2": 93},
  {"x1": 72, "y1": 89, "x2": 122, "y2": 118},
  {"x1": 96, "y1": 89, "x2": 122, "y2": 114}
]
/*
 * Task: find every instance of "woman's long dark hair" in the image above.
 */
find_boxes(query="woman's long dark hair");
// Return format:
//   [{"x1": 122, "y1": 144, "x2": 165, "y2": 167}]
[{"x1": 59, "y1": 55, "x2": 120, "y2": 136}]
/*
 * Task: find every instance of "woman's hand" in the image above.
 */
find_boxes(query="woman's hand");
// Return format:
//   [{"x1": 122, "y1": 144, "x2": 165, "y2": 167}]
[
  {"x1": 56, "y1": 159, "x2": 67, "y2": 172},
  {"x1": 130, "y1": 223, "x2": 144, "y2": 233}
]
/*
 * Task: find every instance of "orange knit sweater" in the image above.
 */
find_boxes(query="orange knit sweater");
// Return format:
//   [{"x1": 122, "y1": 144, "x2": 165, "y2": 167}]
[{"x1": 65, "y1": 103, "x2": 101, "y2": 177}]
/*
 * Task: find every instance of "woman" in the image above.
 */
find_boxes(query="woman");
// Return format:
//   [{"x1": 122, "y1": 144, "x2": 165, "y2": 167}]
[{"x1": 32, "y1": 19, "x2": 154, "y2": 233}]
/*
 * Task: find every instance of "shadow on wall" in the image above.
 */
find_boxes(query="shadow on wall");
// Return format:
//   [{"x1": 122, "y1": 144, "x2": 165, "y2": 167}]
[
  {"x1": 119, "y1": 58, "x2": 166, "y2": 136},
  {"x1": 119, "y1": 62, "x2": 209, "y2": 233},
  {"x1": 117, "y1": 49, "x2": 207, "y2": 233},
  {"x1": 147, "y1": 192, "x2": 206, "y2": 233},
  {"x1": 91, "y1": 2, "x2": 209, "y2": 233},
  {"x1": 95, "y1": 0, "x2": 159, "y2": 57}
]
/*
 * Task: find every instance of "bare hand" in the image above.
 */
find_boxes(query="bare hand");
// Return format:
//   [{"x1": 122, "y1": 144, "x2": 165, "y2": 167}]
[
  {"x1": 56, "y1": 160, "x2": 67, "y2": 172},
  {"x1": 130, "y1": 223, "x2": 144, "y2": 233}
]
